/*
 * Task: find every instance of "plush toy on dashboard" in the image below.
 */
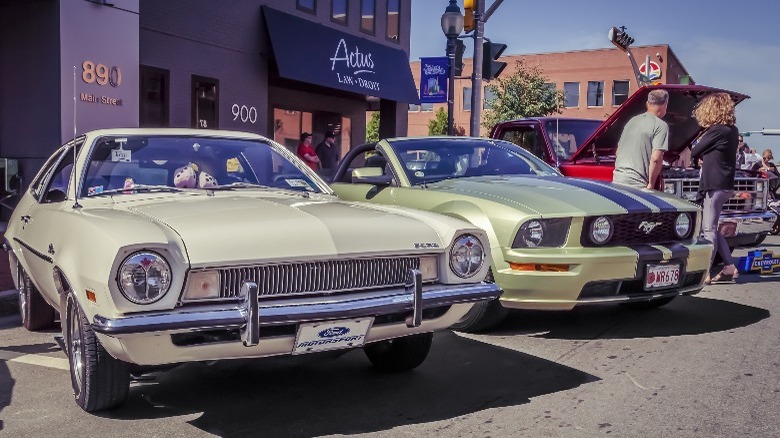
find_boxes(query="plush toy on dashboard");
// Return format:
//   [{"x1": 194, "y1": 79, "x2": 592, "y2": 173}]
[{"x1": 173, "y1": 162, "x2": 218, "y2": 189}]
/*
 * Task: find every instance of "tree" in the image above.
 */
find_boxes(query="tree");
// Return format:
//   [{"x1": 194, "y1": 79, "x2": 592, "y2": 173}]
[
  {"x1": 366, "y1": 111, "x2": 380, "y2": 142},
  {"x1": 481, "y1": 60, "x2": 565, "y2": 131},
  {"x1": 428, "y1": 107, "x2": 466, "y2": 136}
]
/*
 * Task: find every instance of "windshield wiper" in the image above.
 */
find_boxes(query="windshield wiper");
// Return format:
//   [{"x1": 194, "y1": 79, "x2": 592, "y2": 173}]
[
  {"x1": 209, "y1": 182, "x2": 270, "y2": 190},
  {"x1": 89, "y1": 184, "x2": 182, "y2": 197}
]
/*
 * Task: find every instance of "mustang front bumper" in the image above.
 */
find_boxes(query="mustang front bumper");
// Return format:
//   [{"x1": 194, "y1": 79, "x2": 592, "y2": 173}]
[
  {"x1": 91, "y1": 279, "x2": 501, "y2": 365},
  {"x1": 493, "y1": 240, "x2": 712, "y2": 311}
]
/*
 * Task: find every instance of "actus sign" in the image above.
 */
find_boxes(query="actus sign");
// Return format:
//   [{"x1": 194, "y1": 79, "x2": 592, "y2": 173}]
[{"x1": 330, "y1": 38, "x2": 380, "y2": 92}]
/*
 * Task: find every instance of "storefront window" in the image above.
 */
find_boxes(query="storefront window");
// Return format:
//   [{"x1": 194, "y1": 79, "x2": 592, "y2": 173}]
[
  {"x1": 463, "y1": 87, "x2": 472, "y2": 111},
  {"x1": 386, "y1": 0, "x2": 400, "y2": 42},
  {"x1": 273, "y1": 108, "x2": 313, "y2": 153},
  {"x1": 297, "y1": 0, "x2": 316, "y2": 13},
  {"x1": 140, "y1": 66, "x2": 169, "y2": 127},
  {"x1": 613, "y1": 80, "x2": 630, "y2": 106},
  {"x1": 360, "y1": 0, "x2": 375, "y2": 34},
  {"x1": 192, "y1": 76, "x2": 218, "y2": 129},
  {"x1": 341, "y1": 117, "x2": 352, "y2": 150},
  {"x1": 564, "y1": 82, "x2": 579, "y2": 107},
  {"x1": 421, "y1": 102, "x2": 434, "y2": 112},
  {"x1": 483, "y1": 87, "x2": 496, "y2": 110},
  {"x1": 587, "y1": 81, "x2": 604, "y2": 107},
  {"x1": 332, "y1": 0, "x2": 348, "y2": 25}
]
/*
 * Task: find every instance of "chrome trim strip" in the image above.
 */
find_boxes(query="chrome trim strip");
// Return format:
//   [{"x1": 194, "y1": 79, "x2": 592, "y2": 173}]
[
  {"x1": 91, "y1": 282, "x2": 502, "y2": 336},
  {"x1": 406, "y1": 269, "x2": 423, "y2": 328},
  {"x1": 13, "y1": 238, "x2": 53, "y2": 264},
  {"x1": 240, "y1": 282, "x2": 259, "y2": 347}
]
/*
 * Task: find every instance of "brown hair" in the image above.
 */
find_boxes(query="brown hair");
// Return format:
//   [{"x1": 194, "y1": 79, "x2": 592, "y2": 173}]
[{"x1": 693, "y1": 92, "x2": 736, "y2": 128}]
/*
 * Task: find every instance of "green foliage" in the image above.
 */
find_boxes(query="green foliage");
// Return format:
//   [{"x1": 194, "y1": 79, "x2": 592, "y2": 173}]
[
  {"x1": 428, "y1": 107, "x2": 448, "y2": 136},
  {"x1": 481, "y1": 60, "x2": 565, "y2": 131},
  {"x1": 366, "y1": 112, "x2": 380, "y2": 142}
]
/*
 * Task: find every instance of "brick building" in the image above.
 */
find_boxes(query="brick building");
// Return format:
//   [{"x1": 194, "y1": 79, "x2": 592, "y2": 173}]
[{"x1": 407, "y1": 45, "x2": 692, "y2": 137}]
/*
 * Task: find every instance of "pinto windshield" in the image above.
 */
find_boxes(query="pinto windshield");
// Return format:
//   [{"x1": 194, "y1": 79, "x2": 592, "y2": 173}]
[
  {"x1": 387, "y1": 138, "x2": 560, "y2": 186},
  {"x1": 81, "y1": 135, "x2": 324, "y2": 197}
]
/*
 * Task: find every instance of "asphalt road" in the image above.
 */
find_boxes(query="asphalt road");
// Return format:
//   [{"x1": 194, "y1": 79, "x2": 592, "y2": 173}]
[{"x1": 1, "y1": 238, "x2": 779, "y2": 438}]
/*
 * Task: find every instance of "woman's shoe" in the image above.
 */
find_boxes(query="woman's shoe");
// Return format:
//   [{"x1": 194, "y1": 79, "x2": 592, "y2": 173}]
[
  {"x1": 703, "y1": 272, "x2": 712, "y2": 285},
  {"x1": 711, "y1": 266, "x2": 739, "y2": 283}
]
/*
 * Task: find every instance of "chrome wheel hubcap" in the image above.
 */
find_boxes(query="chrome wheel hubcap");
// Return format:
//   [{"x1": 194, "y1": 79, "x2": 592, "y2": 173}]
[
  {"x1": 18, "y1": 275, "x2": 27, "y2": 322},
  {"x1": 69, "y1": 306, "x2": 84, "y2": 391}
]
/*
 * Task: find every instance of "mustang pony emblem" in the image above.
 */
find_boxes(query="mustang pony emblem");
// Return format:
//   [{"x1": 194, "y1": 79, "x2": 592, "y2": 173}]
[{"x1": 638, "y1": 221, "x2": 663, "y2": 234}]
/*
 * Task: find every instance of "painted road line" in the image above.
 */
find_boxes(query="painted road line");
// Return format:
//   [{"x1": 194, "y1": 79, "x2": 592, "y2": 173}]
[{"x1": 0, "y1": 349, "x2": 69, "y2": 371}]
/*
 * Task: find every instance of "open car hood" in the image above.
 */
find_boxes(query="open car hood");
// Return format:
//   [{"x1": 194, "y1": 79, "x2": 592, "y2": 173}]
[{"x1": 569, "y1": 85, "x2": 750, "y2": 163}]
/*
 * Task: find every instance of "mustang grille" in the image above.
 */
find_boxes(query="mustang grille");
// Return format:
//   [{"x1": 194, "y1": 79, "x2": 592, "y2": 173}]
[
  {"x1": 581, "y1": 212, "x2": 688, "y2": 247},
  {"x1": 217, "y1": 257, "x2": 421, "y2": 298}
]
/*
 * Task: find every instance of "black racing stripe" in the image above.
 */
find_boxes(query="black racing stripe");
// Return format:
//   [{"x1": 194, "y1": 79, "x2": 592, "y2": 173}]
[
  {"x1": 662, "y1": 242, "x2": 690, "y2": 261},
  {"x1": 550, "y1": 177, "x2": 652, "y2": 214},
  {"x1": 629, "y1": 244, "x2": 665, "y2": 262},
  {"x1": 603, "y1": 183, "x2": 679, "y2": 212},
  {"x1": 13, "y1": 237, "x2": 53, "y2": 264}
]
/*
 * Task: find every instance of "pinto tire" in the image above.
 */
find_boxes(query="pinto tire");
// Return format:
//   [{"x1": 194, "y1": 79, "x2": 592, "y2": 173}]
[
  {"x1": 65, "y1": 293, "x2": 130, "y2": 412},
  {"x1": 364, "y1": 332, "x2": 433, "y2": 372},
  {"x1": 18, "y1": 267, "x2": 56, "y2": 331},
  {"x1": 450, "y1": 270, "x2": 507, "y2": 333}
]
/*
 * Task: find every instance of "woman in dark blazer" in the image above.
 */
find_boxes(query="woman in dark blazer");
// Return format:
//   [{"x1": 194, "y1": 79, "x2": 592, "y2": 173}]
[{"x1": 690, "y1": 92, "x2": 739, "y2": 284}]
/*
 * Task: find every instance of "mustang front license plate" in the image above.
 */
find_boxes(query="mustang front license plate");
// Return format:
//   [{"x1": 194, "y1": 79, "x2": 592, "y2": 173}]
[
  {"x1": 645, "y1": 263, "x2": 681, "y2": 289},
  {"x1": 293, "y1": 318, "x2": 374, "y2": 355}
]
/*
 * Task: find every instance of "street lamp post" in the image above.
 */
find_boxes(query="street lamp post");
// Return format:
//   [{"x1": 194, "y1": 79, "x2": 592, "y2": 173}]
[{"x1": 441, "y1": 0, "x2": 463, "y2": 136}]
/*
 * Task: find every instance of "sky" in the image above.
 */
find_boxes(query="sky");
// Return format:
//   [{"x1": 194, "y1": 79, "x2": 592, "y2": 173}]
[{"x1": 410, "y1": 0, "x2": 780, "y2": 156}]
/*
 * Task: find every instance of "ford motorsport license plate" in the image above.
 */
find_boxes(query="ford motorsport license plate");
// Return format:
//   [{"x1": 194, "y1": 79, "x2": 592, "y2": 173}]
[
  {"x1": 644, "y1": 263, "x2": 681, "y2": 290},
  {"x1": 293, "y1": 318, "x2": 373, "y2": 355}
]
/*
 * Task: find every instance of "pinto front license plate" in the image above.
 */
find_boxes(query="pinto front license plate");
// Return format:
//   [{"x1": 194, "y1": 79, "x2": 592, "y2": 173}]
[
  {"x1": 292, "y1": 318, "x2": 373, "y2": 355},
  {"x1": 645, "y1": 263, "x2": 681, "y2": 289}
]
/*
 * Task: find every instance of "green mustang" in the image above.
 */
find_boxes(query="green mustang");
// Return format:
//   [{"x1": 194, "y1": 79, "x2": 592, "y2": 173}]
[{"x1": 330, "y1": 137, "x2": 713, "y2": 331}]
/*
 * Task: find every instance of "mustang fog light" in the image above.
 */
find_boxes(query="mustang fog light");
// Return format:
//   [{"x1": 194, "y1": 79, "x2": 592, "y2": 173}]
[
  {"x1": 674, "y1": 213, "x2": 692, "y2": 238},
  {"x1": 590, "y1": 216, "x2": 613, "y2": 245},
  {"x1": 419, "y1": 255, "x2": 439, "y2": 282},
  {"x1": 184, "y1": 271, "x2": 221, "y2": 300},
  {"x1": 449, "y1": 235, "x2": 485, "y2": 278},
  {"x1": 118, "y1": 252, "x2": 172, "y2": 304}
]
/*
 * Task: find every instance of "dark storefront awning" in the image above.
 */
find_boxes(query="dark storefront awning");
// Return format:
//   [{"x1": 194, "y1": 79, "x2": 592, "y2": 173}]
[{"x1": 262, "y1": 6, "x2": 419, "y2": 104}]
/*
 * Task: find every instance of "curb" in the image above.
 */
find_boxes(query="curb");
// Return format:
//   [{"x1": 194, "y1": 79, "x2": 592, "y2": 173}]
[{"x1": 0, "y1": 289, "x2": 17, "y2": 318}]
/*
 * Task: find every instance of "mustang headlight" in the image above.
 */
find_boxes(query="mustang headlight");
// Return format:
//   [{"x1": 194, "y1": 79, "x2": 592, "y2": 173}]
[
  {"x1": 118, "y1": 252, "x2": 172, "y2": 304},
  {"x1": 674, "y1": 213, "x2": 692, "y2": 238},
  {"x1": 449, "y1": 234, "x2": 485, "y2": 278},
  {"x1": 589, "y1": 216, "x2": 613, "y2": 245},
  {"x1": 513, "y1": 218, "x2": 571, "y2": 248}
]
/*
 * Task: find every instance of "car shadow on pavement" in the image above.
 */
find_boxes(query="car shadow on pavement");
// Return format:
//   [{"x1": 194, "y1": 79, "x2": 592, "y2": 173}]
[
  {"x1": 99, "y1": 331, "x2": 598, "y2": 437},
  {"x1": 490, "y1": 295, "x2": 770, "y2": 340},
  {"x1": 0, "y1": 361, "x2": 11, "y2": 431}
]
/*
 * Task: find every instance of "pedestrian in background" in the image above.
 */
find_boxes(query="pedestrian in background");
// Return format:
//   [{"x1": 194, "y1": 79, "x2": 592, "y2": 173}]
[
  {"x1": 297, "y1": 132, "x2": 319, "y2": 171},
  {"x1": 613, "y1": 89, "x2": 669, "y2": 190},
  {"x1": 736, "y1": 135, "x2": 748, "y2": 167},
  {"x1": 690, "y1": 92, "x2": 739, "y2": 284},
  {"x1": 315, "y1": 131, "x2": 339, "y2": 179}
]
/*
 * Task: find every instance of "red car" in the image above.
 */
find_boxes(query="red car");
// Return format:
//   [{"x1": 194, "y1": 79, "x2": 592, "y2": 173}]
[{"x1": 490, "y1": 84, "x2": 775, "y2": 248}]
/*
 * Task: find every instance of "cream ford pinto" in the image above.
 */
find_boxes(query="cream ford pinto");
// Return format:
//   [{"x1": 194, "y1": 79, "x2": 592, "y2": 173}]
[{"x1": 4, "y1": 128, "x2": 499, "y2": 412}]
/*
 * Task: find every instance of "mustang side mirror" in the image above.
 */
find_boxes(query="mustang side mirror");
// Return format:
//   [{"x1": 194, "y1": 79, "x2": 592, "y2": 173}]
[
  {"x1": 352, "y1": 167, "x2": 392, "y2": 186},
  {"x1": 44, "y1": 188, "x2": 67, "y2": 203}
]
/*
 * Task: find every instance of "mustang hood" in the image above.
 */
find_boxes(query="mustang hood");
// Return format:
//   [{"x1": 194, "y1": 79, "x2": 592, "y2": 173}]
[
  {"x1": 569, "y1": 84, "x2": 749, "y2": 164},
  {"x1": 427, "y1": 175, "x2": 693, "y2": 217},
  {"x1": 123, "y1": 193, "x2": 445, "y2": 266}
]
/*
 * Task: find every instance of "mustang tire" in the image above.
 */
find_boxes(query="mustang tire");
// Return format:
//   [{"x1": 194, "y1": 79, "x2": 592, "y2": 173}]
[
  {"x1": 450, "y1": 270, "x2": 507, "y2": 333},
  {"x1": 621, "y1": 296, "x2": 676, "y2": 310},
  {"x1": 364, "y1": 332, "x2": 433, "y2": 372},
  {"x1": 18, "y1": 267, "x2": 56, "y2": 331},
  {"x1": 65, "y1": 293, "x2": 130, "y2": 412}
]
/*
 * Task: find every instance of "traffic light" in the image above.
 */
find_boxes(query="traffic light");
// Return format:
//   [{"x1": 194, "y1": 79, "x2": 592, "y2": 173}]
[
  {"x1": 482, "y1": 38, "x2": 507, "y2": 81},
  {"x1": 463, "y1": 0, "x2": 475, "y2": 32},
  {"x1": 608, "y1": 26, "x2": 634, "y2": 52},
  {"x1": 453, "y1": 39, "x2": 466, "y2": 76}
]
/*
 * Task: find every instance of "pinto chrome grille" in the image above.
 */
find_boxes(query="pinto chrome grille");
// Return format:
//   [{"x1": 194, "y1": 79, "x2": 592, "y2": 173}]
[{"x1": 218, "y1": 257, "x2": 421, "y2": 298}]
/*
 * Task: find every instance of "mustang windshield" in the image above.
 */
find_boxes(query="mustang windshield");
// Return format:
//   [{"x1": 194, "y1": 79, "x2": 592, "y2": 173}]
[
  {"x1": 82, "y1": 135, "x2": 324, "y2": 196},
  {"x1": 387, "y1": 138, "x2": 560, "y2": 185}
]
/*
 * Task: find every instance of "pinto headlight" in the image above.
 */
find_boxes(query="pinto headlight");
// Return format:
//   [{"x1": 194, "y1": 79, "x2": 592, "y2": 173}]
[
  {"x1": 512, "y1": 218, "x2": 571, "y2": 248},
  {"x1": 590, "y1": 216, "x2": 613, "y2": 245},
  {"x1": 449, "y1": 235, "x2": 485, "y2": 278},
  {"x1": 674, "y1": 213, "x2": 692, "y2": 238},
  {"x1": 118, "y1": 252, "x2": 172, "y2": 304}
]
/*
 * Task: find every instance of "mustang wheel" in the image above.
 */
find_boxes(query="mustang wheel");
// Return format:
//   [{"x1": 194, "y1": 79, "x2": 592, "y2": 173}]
[
  {"x1": 364, "y1": 332, "x2": 433, "y2": 372},
  {"x1": 18, "y1": 266, "x2": 56, "y2": 331},
  {"x1": 621, "y1": 296, "x2": 676, "y2": 310},
  {"x1": 65, "y1": 293, "x2": 130, "y2": 412},
  {"x1": 450, "y1": 270, "x2": 507, "y2": 333}
]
